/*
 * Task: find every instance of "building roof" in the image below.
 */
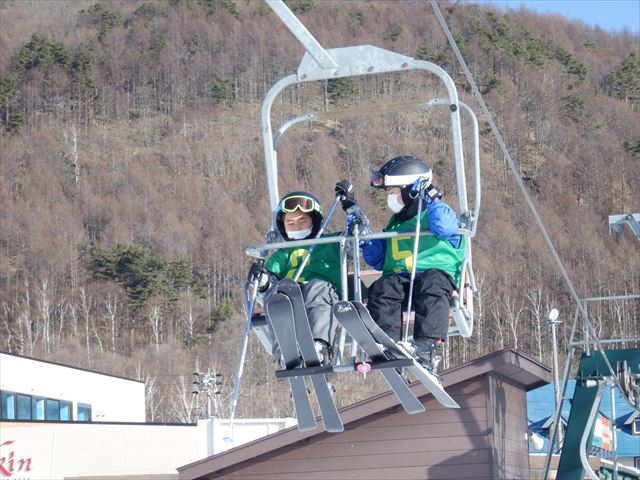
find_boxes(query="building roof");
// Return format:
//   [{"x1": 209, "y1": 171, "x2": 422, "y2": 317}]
[
  {"x1": 527, "y1": 380, "x2": 640, "y2": 456},
  {"x1": 177, "y1": 348, "x2": 551, "y2": 480},
  {"x1": 0, "y1": 350, "x2": 144, "y2": 384}
]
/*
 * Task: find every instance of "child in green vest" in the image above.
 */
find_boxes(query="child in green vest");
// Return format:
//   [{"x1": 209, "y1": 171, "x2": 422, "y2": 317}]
[
  {"x1": 351, "y1": 155, "x2": 466, "y2": 372},
  {"x1": 248, "y1": 191, "x2": 341, "y2": 366}
]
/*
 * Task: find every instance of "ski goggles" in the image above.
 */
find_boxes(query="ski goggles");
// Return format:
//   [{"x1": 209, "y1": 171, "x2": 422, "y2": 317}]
[
  {"x1": 280, "y1": 195, "x2": 320, "y2": 214},
  {"x1": 370, "y1": 170, "x2": 385, "y2": 188}
]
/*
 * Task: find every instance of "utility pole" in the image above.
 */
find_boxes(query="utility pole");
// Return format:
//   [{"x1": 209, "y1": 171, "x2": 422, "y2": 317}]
[
  {"x1": 192, "y1": 371, "x2": 224, "y2": 419},
  {"x1": 548, "y1": 308, "x2": 563, "y2": 451}
]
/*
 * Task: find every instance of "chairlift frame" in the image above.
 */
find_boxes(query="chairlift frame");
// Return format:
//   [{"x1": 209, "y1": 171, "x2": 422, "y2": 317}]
[{"x1": 250, "y1": 0, "x2": 481, "y2": 345}]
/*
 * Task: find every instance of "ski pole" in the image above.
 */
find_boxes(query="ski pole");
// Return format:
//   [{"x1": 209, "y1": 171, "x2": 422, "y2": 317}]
[
  {"x1": 351, "y1": 223, "x2": 362, "y2": 302},
  {"x1": 351, "y1": 223, "x2": 368, "y2": 364},
  {"x1": 403, "y1": 193, "x2": 423, "y2": 343},
  {"x1": 224, "y1": 265, "x2": 262, "y2": 445}
]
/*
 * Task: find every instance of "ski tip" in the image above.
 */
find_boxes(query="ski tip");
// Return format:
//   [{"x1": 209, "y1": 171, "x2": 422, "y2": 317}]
[
  {"x1": 325, "y1": 424, "x2": 344, "y2": 433},
  {"x1": 297, "y1": 423, "x2": 318, "y2": 432},
  {"x1": 407, "y1": 406, "x2": 426, "y2": 414}
]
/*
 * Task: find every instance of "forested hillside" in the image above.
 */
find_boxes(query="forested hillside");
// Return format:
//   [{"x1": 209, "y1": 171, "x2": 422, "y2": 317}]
[{"x1": 1, "y1": 0, "x2": 638, "y2": 422}]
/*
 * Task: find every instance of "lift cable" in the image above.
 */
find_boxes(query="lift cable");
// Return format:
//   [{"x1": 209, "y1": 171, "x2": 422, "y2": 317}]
[
  {"x1": 431, "y1": 0, "x2": 584, "y2": 318},
  {"x1": 430, "y1": 2, "x2": 634, "y2": 477},
  {"x1": 431, "y1": 0, "x2": 625, "y2": 375}
]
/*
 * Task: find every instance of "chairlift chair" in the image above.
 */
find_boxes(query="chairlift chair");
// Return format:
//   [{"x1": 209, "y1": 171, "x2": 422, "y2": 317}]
[{"x1": 246, "y1": 0, "x2": 481, "y2": 362}]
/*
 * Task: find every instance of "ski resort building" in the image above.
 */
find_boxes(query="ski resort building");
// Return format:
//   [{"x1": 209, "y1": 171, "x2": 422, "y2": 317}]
[
  {"x1": 2, "y1": 350, "x2": 637, "y2": 479},
  {"x1": 178, "y1": 348, "x2": 549, "y2": 479},
  {"x1": 0, "y1": 352, "x2": 294, "y2": 479},
  {"x1": 527, "y1": 380, "x2": 640, "y2": 476},
  {"x1": 177, "y1": 348, "x2": 640, "y2": 480},
  {"x1": 0, "y1": 351, "x2": 145, "y2": 424}
]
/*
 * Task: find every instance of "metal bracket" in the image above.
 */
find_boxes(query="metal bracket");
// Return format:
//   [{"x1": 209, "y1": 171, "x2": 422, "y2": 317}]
[{"x1": 609, "y1": 213, "x2": 640, "y2": 242}]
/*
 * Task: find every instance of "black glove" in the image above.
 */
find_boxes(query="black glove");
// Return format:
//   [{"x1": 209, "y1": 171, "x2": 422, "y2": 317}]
[
  {"x1": 424, "y1": 183, "x2": 442, "y2": 203},
  {"x1": 247, "y1": 261, "x2": 270, "y2": 291},
  {"x1": 410, "y1": 177, "x2": 442, "y2": 204},
  {"x1": 335, "y1": 179, "x2": 356, "y2": 211},
  {"x1": 345, "y1": 206, "x2": 373, "y2": 236}
]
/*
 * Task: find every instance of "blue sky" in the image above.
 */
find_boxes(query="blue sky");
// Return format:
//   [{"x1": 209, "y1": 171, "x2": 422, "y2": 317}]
[{"x1": 475, "y1": 0, "x2": 640, "y2": 34}]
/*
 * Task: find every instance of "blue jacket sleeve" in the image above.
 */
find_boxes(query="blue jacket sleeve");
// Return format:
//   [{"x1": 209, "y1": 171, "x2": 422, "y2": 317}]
[
  {"x1": 361, "y1": 239, "x2": 385, "y2": 271},
  {"x1": 426, "y1": 199, "x2": 461, "y2": 248}
]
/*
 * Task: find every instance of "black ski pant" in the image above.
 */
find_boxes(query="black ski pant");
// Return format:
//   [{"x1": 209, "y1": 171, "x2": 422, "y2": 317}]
[{"x1": 366, "y1": 269, "x2": 455, "y2": 342}]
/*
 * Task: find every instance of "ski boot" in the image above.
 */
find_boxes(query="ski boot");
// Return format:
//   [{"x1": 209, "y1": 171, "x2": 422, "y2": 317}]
[
  {"x1": 314, "y1": 340, "x2": 332, "y2": 367},
  {"x1": 314, "y1": 340, "x2": 336, "y2": 393},
  {"x1": 408, "y1": 337, "x2": 442, "y2": 374}
]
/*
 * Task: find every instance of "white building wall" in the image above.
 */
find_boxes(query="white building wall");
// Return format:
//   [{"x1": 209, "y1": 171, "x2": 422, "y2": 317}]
[
  {"x1": 203, "y1": 418, "x2": 298, "y2": 455},
  {"x1": 0, "y1": 419, "x2": 296, "y2": 479},
  {"x1": 0, "y1": 353, "x2": 296, "y2": 479},
  {"x1": 0, "y1": 422, "x2": 198, "y2": 479},
  {"x1": 0, "y1": 353, "x2": 145, "y2": 422}
]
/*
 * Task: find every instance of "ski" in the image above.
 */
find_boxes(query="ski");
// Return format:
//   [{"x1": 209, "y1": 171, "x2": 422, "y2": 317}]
[
  {"x1": 352, "y1": 302, "x2": 460, "y2": 409},
  {"x1": 333, "y1": 300, "x2": 425, "y2": 414},
  {"x1": 265, "y1": 292, "x2": 317, "y2": 431},
  {"x1": 276, "y1": 279, "x2": 344, "y2": 433}
]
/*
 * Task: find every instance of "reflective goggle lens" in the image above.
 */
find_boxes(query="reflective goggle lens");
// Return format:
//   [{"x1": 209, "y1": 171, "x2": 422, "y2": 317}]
[
  {"x1": 370, "y1": 170, "x2": 385, "y2": 188},
  {"x1": 281, "y1": 196, "x2": 316, "y2": 213}
]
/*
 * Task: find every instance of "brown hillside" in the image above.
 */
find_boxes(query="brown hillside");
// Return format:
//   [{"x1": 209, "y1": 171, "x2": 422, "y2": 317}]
[{"x1": 0, "y1": 0, "x2": 638, "y2": 422}]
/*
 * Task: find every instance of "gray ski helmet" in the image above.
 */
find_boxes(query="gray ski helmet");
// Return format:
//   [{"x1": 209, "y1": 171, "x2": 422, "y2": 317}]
[
  {"x1": 370, "y1": 155, "x2": 432, "y2": 188},
  {"x1": 275, "y1": 191, "x2": 324, "y2": 239}
]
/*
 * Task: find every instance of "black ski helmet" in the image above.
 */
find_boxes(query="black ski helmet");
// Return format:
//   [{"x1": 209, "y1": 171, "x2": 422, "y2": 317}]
[
  {"x1": 275, "y1": 191, "x2": 324, "y2": 240},
  {"x1": 370, "y1": 155, "x2": 433, "y2": 189}
]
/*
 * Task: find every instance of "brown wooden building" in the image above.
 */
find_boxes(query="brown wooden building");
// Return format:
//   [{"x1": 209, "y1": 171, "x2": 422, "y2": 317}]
[{"x1": 178, "y1": 348, "x2": 551, "y2": 480}]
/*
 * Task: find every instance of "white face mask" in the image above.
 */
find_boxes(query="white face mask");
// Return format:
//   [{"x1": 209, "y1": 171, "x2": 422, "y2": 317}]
[
  {"x1": 286, "y1": 228, "x2": 312, "y2": 240},
  {"x1": 387, "y1": 193, "x2": 404, "y2": 213}
]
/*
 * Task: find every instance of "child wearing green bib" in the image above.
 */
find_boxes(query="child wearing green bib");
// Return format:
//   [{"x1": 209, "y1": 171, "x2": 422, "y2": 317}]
[
  {"x1": 357, "y1": 155, "x2": 465, "y2": 372},
  {"x1": 247, "y1": 191, "x2": 341, "y2": 366}
]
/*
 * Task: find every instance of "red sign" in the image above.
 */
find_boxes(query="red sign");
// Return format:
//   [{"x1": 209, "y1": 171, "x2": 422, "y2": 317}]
[
  {"x1": 592, "y1": 416, "x2": 612, "y2": 451},
  {"x1": 0, "y1": 441, "x2": 33, "y2": 478}
]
